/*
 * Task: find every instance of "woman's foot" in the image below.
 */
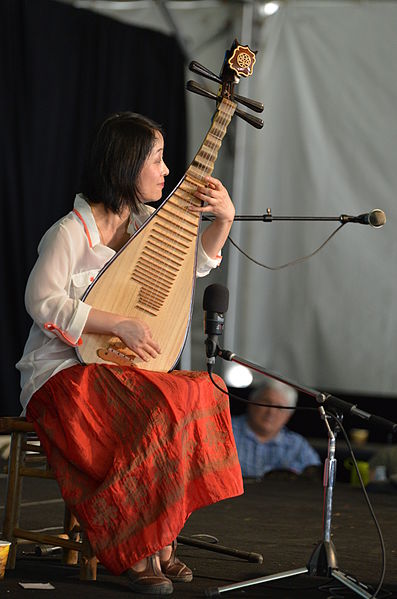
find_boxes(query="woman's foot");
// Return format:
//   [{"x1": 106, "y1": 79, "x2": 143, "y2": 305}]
[
  {"x1": 160, "y1": 540, "x2": 193, "y2": 583},
  {"x1": 126, "y1": 553, "x2": 173, "y2": 595}
]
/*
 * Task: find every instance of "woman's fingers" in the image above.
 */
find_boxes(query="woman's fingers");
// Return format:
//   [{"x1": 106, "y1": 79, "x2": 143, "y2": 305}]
[
  {"x1": 133, "y1": 336, "x2": 160, "y2": 361},
  {"x1": 132, "y1": 342, "x2": 159, "y2": 362},
  {"x1": 191, "y1": 176, "x2": 234, "y2": 222},
  {"x1": 144, "y1": 339, "x2": 161, "y2": 357},
  {"x1": 116, "y1": 318, "x2": 161, "y2": 360},
  {"x1": 195, "y1": 177, "x2": 222, "y2": 200}
]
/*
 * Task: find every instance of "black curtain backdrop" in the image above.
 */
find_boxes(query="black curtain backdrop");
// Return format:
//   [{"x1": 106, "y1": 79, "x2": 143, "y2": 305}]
[{"x1": 0, "y1": 0, "x2": 187, "y2": 415}]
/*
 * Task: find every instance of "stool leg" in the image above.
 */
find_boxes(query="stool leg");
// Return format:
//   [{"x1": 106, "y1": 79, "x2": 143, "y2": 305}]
[
  {"x1": 80, "y1": 535, "x2": 97, "y2": 580},
  {"x1": 3, "y1": 432, "x2": 24, "y2": 568},
  {"x1": 62, "y1": 507, "x2": 80, "y2": 565}
]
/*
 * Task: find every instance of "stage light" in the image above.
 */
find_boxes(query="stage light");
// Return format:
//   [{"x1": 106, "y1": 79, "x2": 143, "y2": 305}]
[
  {"x1": 224, "y1": 363, "x2": 253, "y2": 388},
  {"x1": 263, "y1": 2, "x2": 280, "y2": 17}
]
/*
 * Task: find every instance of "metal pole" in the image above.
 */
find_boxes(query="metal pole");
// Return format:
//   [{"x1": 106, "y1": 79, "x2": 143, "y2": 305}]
[{"x1": 224, "y1": 1, "x2": 254, "y2": 356}]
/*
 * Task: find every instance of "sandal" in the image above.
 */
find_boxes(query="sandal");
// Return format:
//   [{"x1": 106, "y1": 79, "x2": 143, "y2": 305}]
[
  {"x1": 127, "y1": 554, "x2": 173, "y2": 595},
  {"x1": 160, "y1": 540, "x2": 193, "y2": 583}
]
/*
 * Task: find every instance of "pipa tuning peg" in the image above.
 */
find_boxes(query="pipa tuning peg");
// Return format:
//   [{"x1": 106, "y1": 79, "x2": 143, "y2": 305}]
[
  {"x1": 189, "y1": 61, "x2": 222, "y2": 85},
  {"x1": 186, "y1": 81, "x2": 263, "y2": 129},
  {"x1": 234, "y1": 93, "x2": 264, "y2": 114},
  {"x1": 186, "y1": 80, "x2": 218, "y2": 102},
  {"x1": 235, "y1": 109, "x2": 263, "y2": 129}
]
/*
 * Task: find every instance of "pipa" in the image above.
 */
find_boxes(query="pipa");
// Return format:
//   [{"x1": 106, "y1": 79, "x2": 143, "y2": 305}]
[{"x1": 76, "y1": 40, "x2": 263, "y2": 371}]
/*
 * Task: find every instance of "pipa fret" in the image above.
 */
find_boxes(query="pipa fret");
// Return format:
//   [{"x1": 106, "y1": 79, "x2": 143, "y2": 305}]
[
  {"x1": 138, "y1": 260, "x2": 177, "y2": 280},
  {"x1": 155, "y1": 217, "x2": 192, "y2": 242},
  {"x1": 142, "y1": 251, "x2": 180, "y2": 274},
  {"x1": 149, "y1": 234, "x2": 188, "y2": 256},
  {"x1": 152, "y1": 227, "x2": 190, "y2": 249},
  {"x1": 157, "y1": 209, "x2": 198, "y2": 235},
  {"x1": 132, "y1": 271, "x2": 172, "y2": 291}
]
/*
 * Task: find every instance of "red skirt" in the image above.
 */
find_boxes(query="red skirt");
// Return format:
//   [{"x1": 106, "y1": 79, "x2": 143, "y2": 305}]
[{"x1": 26, "y1": 364, "x2": 243, "y2": 575}]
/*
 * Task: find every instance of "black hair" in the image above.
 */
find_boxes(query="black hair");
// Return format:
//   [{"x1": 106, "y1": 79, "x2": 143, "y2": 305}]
[{"x1": 80, "y1": 112, "x2": 164, "y2": 214}]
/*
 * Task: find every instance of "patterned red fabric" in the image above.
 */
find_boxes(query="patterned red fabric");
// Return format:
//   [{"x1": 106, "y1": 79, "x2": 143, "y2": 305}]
[{"x1": 26, "y1": 364, "x2": 243, "y2": 575}]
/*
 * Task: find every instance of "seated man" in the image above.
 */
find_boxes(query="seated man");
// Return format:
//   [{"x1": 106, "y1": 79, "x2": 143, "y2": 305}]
[{"x1": 232, "y1": 380, "x2": 321, "y2": 479}]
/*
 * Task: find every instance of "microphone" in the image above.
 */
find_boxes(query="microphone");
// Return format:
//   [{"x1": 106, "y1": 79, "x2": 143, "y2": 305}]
[
  {"x1": 203, "y1": 284, "x2": 229, "y2": 371},
  {"x1": 340, "y1": 208, "x2": 386, "y2": 228}
]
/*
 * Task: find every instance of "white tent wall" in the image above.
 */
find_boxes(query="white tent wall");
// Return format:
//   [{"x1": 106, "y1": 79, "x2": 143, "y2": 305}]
[
  {"x1": 59, "y1": 1, "x2": 397, "y2": 396},
  {"x1": 227, "y1": 2, "x2": 397, "y2": 396}
]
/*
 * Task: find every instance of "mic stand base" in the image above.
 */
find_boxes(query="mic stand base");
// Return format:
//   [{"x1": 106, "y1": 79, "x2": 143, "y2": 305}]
[
  {"x1": 205, "y1": 564, "x2": 373, "y2": 598},
  {"x1": 204, "y1": 352, "x2": 375, "y2": 598}
]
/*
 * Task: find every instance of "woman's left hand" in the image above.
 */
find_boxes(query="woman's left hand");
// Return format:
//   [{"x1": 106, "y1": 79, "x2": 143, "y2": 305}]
[{"x1": 191, "y1": 176, "x2": 235, "y2": 223}]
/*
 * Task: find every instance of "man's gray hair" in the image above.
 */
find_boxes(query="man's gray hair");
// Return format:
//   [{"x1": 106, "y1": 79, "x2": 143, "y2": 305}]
[{"x1": 249, "y1": 379, "x2": 298, "y2": 408}]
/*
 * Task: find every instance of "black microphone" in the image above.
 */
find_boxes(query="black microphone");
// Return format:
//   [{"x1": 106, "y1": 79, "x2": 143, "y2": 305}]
[
  {"x1": 340, "y1": 208, "x2": 386, "y2": 228},
  {"x1": 203, "y1": 284, "x2": 229, "y2": 371}
]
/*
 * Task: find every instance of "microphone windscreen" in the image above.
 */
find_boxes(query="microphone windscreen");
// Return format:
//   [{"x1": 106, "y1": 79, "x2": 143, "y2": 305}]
[
  {"x1": 369, "y1": 209, "x2": 386, "y2": 227},
  {"x1": 203, "y1": 284, "x2": 229, "y2": 313}
]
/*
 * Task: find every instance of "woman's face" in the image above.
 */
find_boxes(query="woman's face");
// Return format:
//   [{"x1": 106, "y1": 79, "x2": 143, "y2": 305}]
[{"x1": 138, "y1": 131, "x2": 169, "y2": 203}]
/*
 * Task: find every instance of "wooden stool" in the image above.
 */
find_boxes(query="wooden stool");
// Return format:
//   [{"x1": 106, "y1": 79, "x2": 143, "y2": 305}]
[{"x1": 0, "y1": 416, "x2": 97, "y2": 580}]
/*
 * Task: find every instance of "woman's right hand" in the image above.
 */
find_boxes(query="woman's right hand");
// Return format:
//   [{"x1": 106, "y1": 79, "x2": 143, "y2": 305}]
[
  {"x1": 84, "y1": 308, "x2": 161, "y2": 362},
  {"x1": 113, "y1": 318, "x2": 161, "y2": 362}
]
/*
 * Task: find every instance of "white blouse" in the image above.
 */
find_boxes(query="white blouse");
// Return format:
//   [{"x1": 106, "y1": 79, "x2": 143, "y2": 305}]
[{"x1": 16, "y1": 194, "x2": 221, "y2": 413}]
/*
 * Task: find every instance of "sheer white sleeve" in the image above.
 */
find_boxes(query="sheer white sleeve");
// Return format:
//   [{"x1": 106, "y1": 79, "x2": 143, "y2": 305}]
[
  {"x1": 196, "y1": 233, "x2": 222, "y2": 278},
  {"x1": 24, "y1": 224, "x2": 91, "y2": 347}
]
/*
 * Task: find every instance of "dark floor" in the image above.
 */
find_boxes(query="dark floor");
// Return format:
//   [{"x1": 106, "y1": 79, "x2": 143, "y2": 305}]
[{"x1": 1, "y1": 464, "x2": 397, "y2": 598}]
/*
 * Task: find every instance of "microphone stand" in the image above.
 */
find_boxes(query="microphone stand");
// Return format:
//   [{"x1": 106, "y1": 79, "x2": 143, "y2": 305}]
[
  {"x1": 204, "y1": 348, "x2": 396, "y2": 598},
  {"x1": 203, "y1": 209, "x2": 385, "y2": 226},
  {"x1": 212, "y1": 211, "x2": 348, "y2": 223}
]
